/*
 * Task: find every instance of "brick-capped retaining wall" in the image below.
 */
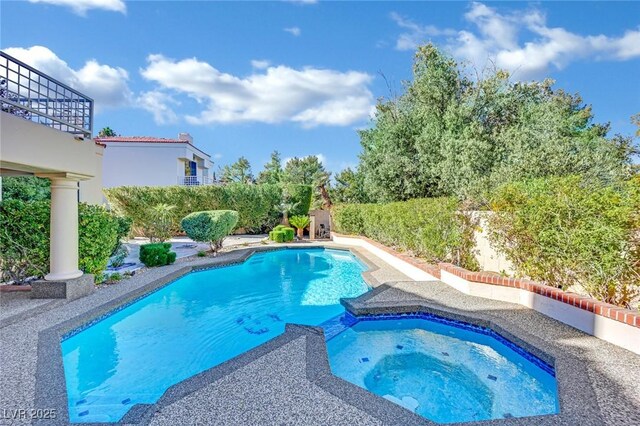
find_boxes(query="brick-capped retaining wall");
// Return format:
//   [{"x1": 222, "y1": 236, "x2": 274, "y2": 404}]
[
  {"x1": 332, "y1": 232, "x2": 640, "y2": 354},
  {"x1": 437, "y1": 263, "x2": 640, "y2": 328}
]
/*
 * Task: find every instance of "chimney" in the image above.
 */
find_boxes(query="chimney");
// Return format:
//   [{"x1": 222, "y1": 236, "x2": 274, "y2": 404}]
[{"x1": 178, "y1": 132, "x2": 193, "y2": 144}]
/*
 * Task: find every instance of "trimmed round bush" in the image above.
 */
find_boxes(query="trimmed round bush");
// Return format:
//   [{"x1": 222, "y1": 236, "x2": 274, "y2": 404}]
[
  {"x1": 272, "y1": 230, "x2": 286, "y2": 243},
  {"x1": 283, "y1": 227, "x2": 295, "y2": 242},
  {"x1": 181, "y1": 210, "x2": 239, "y2": 253}
]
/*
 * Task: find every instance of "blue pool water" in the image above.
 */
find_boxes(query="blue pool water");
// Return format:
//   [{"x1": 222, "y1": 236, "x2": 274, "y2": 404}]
[
  {"x1": 61, "y1": 248, "x2": 369, "y2": 423},
  {"x1": 326, "y1": 315, "x2": 559, "y2": 424}
]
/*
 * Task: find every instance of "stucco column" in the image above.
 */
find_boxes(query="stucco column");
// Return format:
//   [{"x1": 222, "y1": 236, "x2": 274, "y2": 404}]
[{"x1": 45, "y1": 177, "x2": 82, "y2": 281}]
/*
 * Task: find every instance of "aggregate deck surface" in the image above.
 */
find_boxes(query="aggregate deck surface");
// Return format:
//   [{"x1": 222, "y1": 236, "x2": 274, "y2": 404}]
[{"x1": 1, "y1": 244, "x2": 638, "y2": 425}]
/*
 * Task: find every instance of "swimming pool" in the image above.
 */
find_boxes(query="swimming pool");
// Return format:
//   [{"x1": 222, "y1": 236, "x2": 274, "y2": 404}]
[
  {"x1": 326, "y1": 313, "x2": 559, "y2": 423},
  {"x1": 61, "y1": 248, "x2": 369, "y2": 423}
]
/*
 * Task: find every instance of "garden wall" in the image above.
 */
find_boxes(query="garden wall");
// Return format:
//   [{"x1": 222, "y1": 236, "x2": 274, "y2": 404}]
[{"x1": 333, "y1": 233, "x2": 640, "y2": 355}]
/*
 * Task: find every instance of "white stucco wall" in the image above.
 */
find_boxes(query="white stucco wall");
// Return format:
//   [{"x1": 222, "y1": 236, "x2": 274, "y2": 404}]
[
  {"x1": 470, "y1": 211, "x2": 515, "y2": 274},
  {"x1": 101, "y1": 142, "x2": 212, "y2": 188},
  {"x1": 1, "y1": 112, "x2": 98, "y2": 178}
]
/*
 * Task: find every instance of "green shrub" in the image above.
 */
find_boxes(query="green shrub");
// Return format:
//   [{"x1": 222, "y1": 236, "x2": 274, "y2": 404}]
[
  {"x1": 0, "y1": 176, "x2": 50, "y2": 202},
  {"x1": 283, "y1": 227, "x2": 295, "y2": 242},
  {"x1": 272, "y1": 230, "x2": 285, "y2": 243},
  {"x1": 108, "y1": 272, "x2": 122, "y2": 282},
  {"x1": 273, "y1": 224, "x2": 287, "y2": 232},
  {"x1": 104, "y1": 184, "x2": 311, "y2": 235},
  {"x1": 113, "y1": 215, "x2": 132, "y2": 248},
  {"x1": 332, "y1": 198, "x2": 478, "y2": 269},
  {"x1": 197, "y1": 250, "x2": 207, "y2": 257},
  {"x1": 180, "y1": 210, "x2": 239, "y2": 253},
  {"x1": 79, "y1": 204, "x2": 119, "y2": 276},
  {"x1": 0, "y1": 200, "x2": 50, "y2": 282},
  {"x1": 289, "y1": 215, "x2": 311, "y2": 238},
  {"x1": 139, "y1": 242, "x2": 176, "y2": 267},
  {"x1": 0, "y1": 200, "x2": 119, "y2": 282},
  {"x1": 109, "y1": 245, "x2": 128, "y2": 268},
  {"x1": 144, "y1": 203, "x2": 177, "y2": 242},
  {"x1": 331, "y1": 204, "x2": 365, "y2": 235},
  {"x1": 283, "y1": 184, "x2": 312, "y2": 217},
  {"x1": 488, "y1": 176, "x2": 640, "y2": 307}
]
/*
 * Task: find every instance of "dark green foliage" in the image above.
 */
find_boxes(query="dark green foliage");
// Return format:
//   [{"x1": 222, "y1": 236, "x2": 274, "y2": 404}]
[
  {"x1": 489, "y1": 176, "x2": 640, "y2": 307},
  {"x1": 1, "y1": 176, "x2": 50, "y2": 201},
  {"x1": 332, "y1": 198, "x2": 478, "y2": 270},
  {"x1": 78, "y1": 204, "x2": 119, "y2": 275},
  {"x1": 180, "y1": 210, "x2": 239, "y2": 252},
  {"x1": 111, "y1": 215, "x2": 132, "y2": 255},
  {"x1": 272, "y1": 230, "x2": 285, "y2": 243},
  {"x1": 0, "y1": 200, "x2": 50, "y2": 282},
  {"x1": 98, "y1": 127, "x2": 116, "y2": 137},
  {"x1": 257, "y1": 151, "x2": 283, "y2": 184},
  {"x1": 330, "y1": 168, "x2": 370, "y2": 204},
  {"x1": 0, "y1": 200, "x2": 118, "y2": 282},
  {"x1": 358, "y1": 44, "x2": 634, "y2": 205},
  {"x1": 139, "y1": 242, "x2": 176, "y2": 267},
  {"x1": 283, "y1": 184, "x2": 312, "y2": 216},
  {"x1": 281, "y1": 156, "x2": 331, "y2": 209},
  {"x1": 104, "y1": 184, "x2": 312, "y2": 235},
  {"x1": 220, "y1": 157, "x2": 253, "y2": 184}
]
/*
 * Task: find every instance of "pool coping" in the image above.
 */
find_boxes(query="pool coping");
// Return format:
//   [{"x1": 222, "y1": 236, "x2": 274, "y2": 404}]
[
  {"x1": 33, "y1": 246, "x2": 604, "y2": 426},
  {"x1": 33, "y1": 245, "x2": 378, "y2": 425}
]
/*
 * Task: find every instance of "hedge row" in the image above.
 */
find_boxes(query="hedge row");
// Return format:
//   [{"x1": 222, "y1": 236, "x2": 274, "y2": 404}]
[
  {"x1": 104, "y1": 183, "x2": 312, "y2": 236},
  {"x1": 332, "y1": 198, "x2": 478, "y2": 270},
  {"x1": 0, "y1": 200, "x2": 119, "y2": 282},
  {"x1": 488, "y1": 175, "x2": 640, "y2": 307}
]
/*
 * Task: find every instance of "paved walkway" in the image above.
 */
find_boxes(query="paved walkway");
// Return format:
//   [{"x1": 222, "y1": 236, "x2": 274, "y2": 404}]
[{"x1": 1, "y1": 245, "x2": 638, "y2": 425}]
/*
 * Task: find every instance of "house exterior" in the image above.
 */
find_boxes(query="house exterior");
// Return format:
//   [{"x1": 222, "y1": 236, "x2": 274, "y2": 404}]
[{"x1": 95, "y1": 133, "x2": 214, "y2": 188}]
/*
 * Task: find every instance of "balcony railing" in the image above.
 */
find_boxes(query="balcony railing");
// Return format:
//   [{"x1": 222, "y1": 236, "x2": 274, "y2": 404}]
[
  {"x1": 0, "y1": 51, "x2": 93, "y2": 138},
  {"x1": 178, "y1": 176, "x2": 215, "y2": 186}
]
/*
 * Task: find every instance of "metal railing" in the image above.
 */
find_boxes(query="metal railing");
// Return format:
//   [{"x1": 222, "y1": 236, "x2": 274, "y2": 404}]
[
  {"x1": 0, "y1": 51, "x2": 93, "y2": 137},
  {"x1": 178, "y1": 176, "x2": 215, "y2": 186}
]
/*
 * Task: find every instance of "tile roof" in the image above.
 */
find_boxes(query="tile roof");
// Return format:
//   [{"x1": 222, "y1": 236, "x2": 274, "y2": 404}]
[
  {"x1": 94, "y1": 136, "x2": 187, "y2": 144},
  {"x1": 93, "y1": 135, "x2": 212, "y2": 158}
]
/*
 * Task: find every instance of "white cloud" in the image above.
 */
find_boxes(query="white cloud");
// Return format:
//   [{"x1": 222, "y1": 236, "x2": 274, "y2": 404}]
[
  {"x1": 390, "y1": 12, "x2": 455, "y2": 50},
  {"x1": 3, "y1": 46, "x2": 132, "y2": 109},
  {"x1": 251, "y1": 59, "x2": 271, "y2": 70},
  {"x1": 284, "y1": 27, "x2": 302, "y2": 37},
  {"x1": 137, "y1": 91, "x2": 178, "y2": 125},
  {"x1": 140, "y1": 54, "x2": 374, "y2": 128},
  {"x1": 391, "y1": 2, "x2": 640, "y2": 80},
  {"x1": 27, "y1": 0, "x2": 126, "y2": 15},
  {"x1": 284, "y1": 0, "x2": 318, "y2": 4}
]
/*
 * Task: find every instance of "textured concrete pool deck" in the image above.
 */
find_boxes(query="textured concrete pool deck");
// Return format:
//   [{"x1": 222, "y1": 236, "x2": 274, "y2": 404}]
[{"x1": 1, "y1": 244, "x2": 639, "y2": 425}]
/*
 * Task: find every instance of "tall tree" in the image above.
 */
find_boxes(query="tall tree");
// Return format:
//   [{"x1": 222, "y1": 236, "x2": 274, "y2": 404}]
[
  {"x1": 282, "y1": 156, "x2": 331, "y2": 209},
  {"x1": 358, "y1": 43, "x2": 633, "y2": 205},
  {"x1": 98, "y1": 127, "x2": 116, "y2": 137},
  {"x1": 330, "y1": 167, "x2": 370, "y2": 204},
  {"x1": 220, "y1": 157, "x2": 253, "y2": 184},
  {"x1": 257, "y1": 151, "x2": 283, "y2": 184}
]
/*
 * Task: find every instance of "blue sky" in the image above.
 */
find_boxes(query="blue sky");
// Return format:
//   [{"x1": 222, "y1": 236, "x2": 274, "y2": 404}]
[{"x1": 2, "y1": 1, "x2": 639, "y2": 175}]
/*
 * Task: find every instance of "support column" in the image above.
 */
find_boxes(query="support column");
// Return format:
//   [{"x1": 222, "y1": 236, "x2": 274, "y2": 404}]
[{"x1": 45, "y1": 177, "x2": 82, "y2": 281}]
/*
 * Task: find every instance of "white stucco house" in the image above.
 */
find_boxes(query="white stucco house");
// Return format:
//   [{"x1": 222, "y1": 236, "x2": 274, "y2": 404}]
[{"x1": 95, "y1": 132, "x2": 214, "y2": 188}]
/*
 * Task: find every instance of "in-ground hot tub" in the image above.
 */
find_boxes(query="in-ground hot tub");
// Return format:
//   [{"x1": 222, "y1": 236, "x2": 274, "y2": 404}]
[{"x1": 325, "y1": 313, "x2": 559, "y2": 424}]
